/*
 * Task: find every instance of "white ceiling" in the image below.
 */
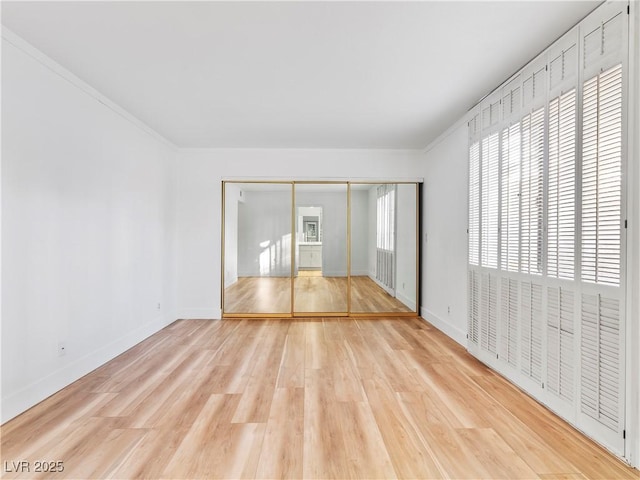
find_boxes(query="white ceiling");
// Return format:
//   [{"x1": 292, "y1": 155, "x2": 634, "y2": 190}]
[{"x1": 1, "y1": 1, "x2": 599, "y2": 149}]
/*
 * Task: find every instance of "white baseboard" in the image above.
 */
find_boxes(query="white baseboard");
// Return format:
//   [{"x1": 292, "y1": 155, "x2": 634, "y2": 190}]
[
  {"x1": 396, "y1": 292, "x2": 416, "y2": 312},
  {"x1": 224, "y1": 276, "x2": 238, "y2": 289},
  {"x1": 420, "y1": 307, "x2": 467, "y2": 346},
  {"x1": 350, "y1": 269, "x2": 369, "y2": 276},
  {"x1": 368, "y1": 273, "x2": 395, "y2": 297},
  {"x1": 321, "y1": 270, "x2": 347, "y2": 277},
  {"x1": 1, "y1": 314, "x2": 174, "y2": 423},
  {"x1": 178, "y1": 307, "x2": 221, "y2": 319}
]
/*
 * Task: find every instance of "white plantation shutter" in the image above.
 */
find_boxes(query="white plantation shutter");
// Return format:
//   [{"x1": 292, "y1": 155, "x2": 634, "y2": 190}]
[
  {"x1": 583, "y1": 11, "x2": 624, "y2": 78},
  {"x1": 523, "y1": 66, "x2": 547, "y2": 108},
  {"x1": 480, "y1": 273, "x2": 498, "y2": 354},
  {"x1": 467, "y1": 1, "x2": 627, "y2": 459},
  {"x1": 500, "y1": 277, "x2": 519, "y2": 367},
  {"x1": 469, "y1": 141, "x2": 480, "y2": 266},
  {"x1": 549, "y1": 44, "x2": 578, "y2": 91},
  {"x1": 580, "y1": 293, "x2": 621, "y2": 431},
  {"x1": 547, "y1": 286, "x2": 575, "y2": 403},
  {"x1": 468, "y1": 270, "x2": 480, "y2": 345},
  {"x1": 521, "y1": 281, "x2": 543, "y2": 382},
  {"x1": 581, "y1": 64, "x2": 623, "y2": 286},
  {"x1": 520, "y1": 107, "x2": 545, "y2": 275},
  {"x1": 502, "y1": 77, "x2": 522, "y2": 120},
  {"x1": 500, "y1": 122, "x2": 521, "y2": 272},
  {"x1": 481, "y1": 133, "x2": 499, "y2": 268},
  {"x1": 548, "y1": 89, "x2": 577, "y2": 280}
]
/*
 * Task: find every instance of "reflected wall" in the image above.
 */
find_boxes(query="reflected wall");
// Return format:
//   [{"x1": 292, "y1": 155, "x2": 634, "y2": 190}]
[{"x1": 223, "y1": 182, "x2": 292, "y2": 314}]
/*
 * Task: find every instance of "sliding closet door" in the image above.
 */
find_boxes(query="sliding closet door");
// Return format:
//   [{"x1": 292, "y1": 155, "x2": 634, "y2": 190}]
[
  {"x1": 293, "y1": 183, "x2": 348, "y2": 315},
  {"x1": 350, "y1": 183, "x2": 418, "y2": 314},
  {"x1": 222, "y1": 182, "x2": 293, "y2": 316}
]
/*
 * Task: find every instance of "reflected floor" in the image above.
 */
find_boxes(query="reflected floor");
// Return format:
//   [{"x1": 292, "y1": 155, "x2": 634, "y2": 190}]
[
  {"x1": 350, "y1": 276, "x2": 413, "y2": 313},
  {"x1": 224, "y1": 276, "x2": 413, "y2": 315}
]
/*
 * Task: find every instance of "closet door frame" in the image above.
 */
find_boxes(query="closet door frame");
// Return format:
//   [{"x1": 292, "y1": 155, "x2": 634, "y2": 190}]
[{"x1": 221, "y1": 179, "x2": 421, "y2": 318}]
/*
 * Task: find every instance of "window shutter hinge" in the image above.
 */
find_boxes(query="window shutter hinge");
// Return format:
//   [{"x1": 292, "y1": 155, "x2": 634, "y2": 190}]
[
  {"x1": 542, "y1": 382, "x2": 545, "y2": 389},
  {"x1": 625, "y1": 219, "x2": 627, "y2": 228},
  {"x1": 545, "y1": 65, "x2": 548, "y2": 71},
  {"x1": 627, "y1": 5, "x2": 630, "y2": 15},
  {"x1": 623, "y1": 430, "x2": 626, "y2": 439}
]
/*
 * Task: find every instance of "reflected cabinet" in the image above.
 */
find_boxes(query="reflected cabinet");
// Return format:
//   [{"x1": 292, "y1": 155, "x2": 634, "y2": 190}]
[{"x1": 222, "y1": 181, "x2": 419, "y2": 317}]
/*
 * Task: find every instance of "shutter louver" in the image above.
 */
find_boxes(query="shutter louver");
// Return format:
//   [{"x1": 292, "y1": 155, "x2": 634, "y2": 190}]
[
  {"x1": 521, "y1": 281, "x2": 543, "y2": 382},
  {"x1": 523, "y1": 67, "x2": 546, "y2": 107},
  {"x1": 602, "y1": 14, "x2": 623, "y2": 60},
  {"x1": 550, "y1": 44, "x2": 577, "y2": 90},
  {"x1": 501, "y1": 122, "x2": 521, "y2": 272},
  {"x1": 520, "y1": 107, "x2": 545, "y2": 275},
  {"x1": 584, "y1": 12, "x2": 624, "y2": 76},
  {"x1": 490, "y1": 100, "x2": 500, "y2": 126},
  {"x1": 468, "y1": 270, "x2": 480, "y2": 345},
  {"x1": 500, "y1": 277, "x2": 518, "y2": 367},
  {"x1": 469, "y1": 141, "x2": 480, "y2": 265},
  {"x1": 548, "y1": 89, "x2": 576, "y2": 280},
  {"x1": 583, "y1": 27, "x2": 601, "y2": 73},
  {"x1": 482, "y1": 106, "x2": 491, "y2": 130},
  {"x1": 581, "y1": 293, "x2": 620, "y2": 431},
  {"x1": 481, "y1": 273, "x2": 498, "y2": 354},
  {"x1": 581, "y1": 64, "x2": 622, "y2": 286},
  {"x1": 502, "y1": 78, "x2": 522, "y2": 120},
  {"x1": 547, "y1": 287, "x2": 575, "y2": 402},
  {"x1": 481, "y1": 134, "x2": 499, "y2": 268}
]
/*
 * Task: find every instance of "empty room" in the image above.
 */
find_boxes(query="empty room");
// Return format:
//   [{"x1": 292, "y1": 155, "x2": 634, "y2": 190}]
[{"x1": 1, "y1": 1, "x2": 639, "y2": 479}]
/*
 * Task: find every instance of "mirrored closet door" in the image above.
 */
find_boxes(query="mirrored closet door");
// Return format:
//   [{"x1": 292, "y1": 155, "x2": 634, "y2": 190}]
[
  {"x1": 349, "y1": 183, "x2": 418, "y2": 314},
  {"x1": 222, "y1": 180, "x2": 419, "y2": 317},
  {"x1": 294, "y1": 183, "x2": 348, "y2": 315},
  {"x1": 223, "y1": 182, "x2": 293, "y2": 315}
]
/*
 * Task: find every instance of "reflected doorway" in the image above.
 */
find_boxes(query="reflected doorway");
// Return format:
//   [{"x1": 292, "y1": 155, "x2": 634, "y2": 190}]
[{"x1": 294, "y1": 183, "x2": 348, "y2": 315}]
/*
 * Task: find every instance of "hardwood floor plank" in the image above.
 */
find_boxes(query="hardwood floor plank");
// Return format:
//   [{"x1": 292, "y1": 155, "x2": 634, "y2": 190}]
[
  {"x1": 162, "y1": 394, "x2": 266, "y2": 479},
  {"x1": 303, "y1": 367, "x2": 349, "y2": 479},
  {"x1": 255, "y1": 387, "x2": 304, "y2": 480},
  {"x1": 455, "y1": 427, "x2": 541, "y2": 479},
  {"x1": 276, "y1": 321, "x2": 306, "y2": 388},
  {"x1": 2, "y1": 317, "x2": 638, "y2": 480},
  {"x1": 397, "y1": 391, "x2": 492, "y2": 479},
  {"x1": 305, "y1": 320, "x2": 328, "y2": 370},
  {"x1": 335, "y1": 401, "x2": 397, "y2": 479}
]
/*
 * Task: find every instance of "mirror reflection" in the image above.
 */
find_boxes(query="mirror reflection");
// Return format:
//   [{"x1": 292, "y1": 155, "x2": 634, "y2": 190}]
[
  {"x1": 223, "y1": 182, "x2": 292, "y2": 314},
  {"x1": 350, "y1": 183, "x2": 416, "y2": 313},
  {"x1": 294, "y1": 183, "x2": 348, "y2": 314},
  {"x1": 222, "y1": 181, "x2": 418, "y2": 316}
]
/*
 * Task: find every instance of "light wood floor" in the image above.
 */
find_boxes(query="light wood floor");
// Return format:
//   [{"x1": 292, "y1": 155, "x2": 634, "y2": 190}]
[
  {"x1": 2, "y1": 318, "x2": 637, "y2": 479},
  {"x1": 224, "y1": 276, "x2": 413, "y2": 314}
]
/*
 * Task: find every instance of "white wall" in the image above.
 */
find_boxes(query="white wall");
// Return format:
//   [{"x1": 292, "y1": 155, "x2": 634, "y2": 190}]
[
  {"x1": 175, "y1": 149, "x2": 420, "y2": 318},
  {"x1": 223, "y1": 183, "x2": 240, "y2": 287},
  {"x1": 350, "y1": 189, "x2": 369, "y2": 275},
  {"x1": 395, "y1": 183, "x2": 417, "y2": 311},
  {"x1": 1, "y1": 34, "x2": 177, "y2": 422},
  {"x1": 238, "y1": 190, "x2": 292, "y2": 277},
  {"x1": 418, "y1": 122, "x2": 469, "y2": 345},
  {"x1": 367, "y1": 186, "x2": 377, "y2": 278}
]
